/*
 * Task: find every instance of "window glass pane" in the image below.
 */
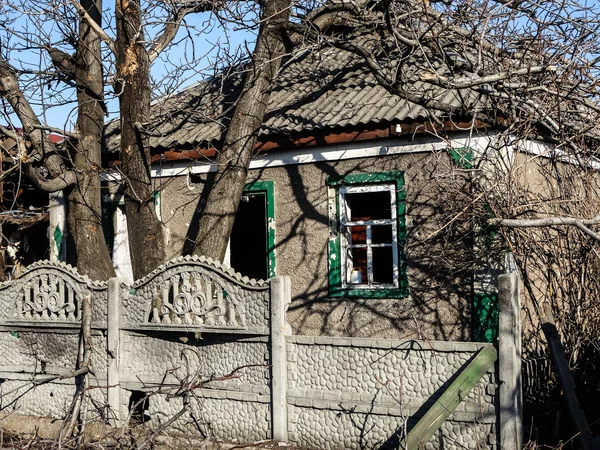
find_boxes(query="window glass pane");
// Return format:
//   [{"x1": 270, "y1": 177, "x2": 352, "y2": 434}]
[
  {"x1": 347, "y1": 225, "x2": 366, "y2": 245},
  {"x1": 372, "y1": 247, "x2": 394, "y2": 284},
  {"x1": 345, "y1": 190, "x2": 392, "y2": 220},
  {"x1": 372, "y1": 225, "x2": 393, "y2": 244},
  {"x1": 348, "y1": 247, "x2": 367, "y2": 284}
]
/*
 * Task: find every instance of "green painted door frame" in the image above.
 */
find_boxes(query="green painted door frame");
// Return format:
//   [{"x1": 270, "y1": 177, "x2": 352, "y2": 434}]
[{"x1": 244, "y1": 181, "x2": 276, "y2": 278}]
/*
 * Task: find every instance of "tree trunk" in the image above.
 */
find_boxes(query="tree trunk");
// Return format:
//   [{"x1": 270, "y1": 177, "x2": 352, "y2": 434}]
[
  {"x1": 193, "y1": 0, "x2": 291, "y2": 261},
  {"x1": 115, "y1": 0, "x2": 165, "y2": 279},
  {"x1": 67, "y1": 0, "x2": 115, "y2": 281}
]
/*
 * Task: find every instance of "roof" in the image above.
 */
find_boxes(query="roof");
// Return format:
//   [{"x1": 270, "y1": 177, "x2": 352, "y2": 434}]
[{"x1": 104, "y1": 42, "x2": 485, "y2": 153}]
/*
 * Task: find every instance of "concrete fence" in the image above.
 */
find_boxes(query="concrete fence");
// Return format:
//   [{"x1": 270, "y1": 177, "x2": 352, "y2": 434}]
[{"x1": 0, "y1": 258, "x2": 522, "y2": 449}]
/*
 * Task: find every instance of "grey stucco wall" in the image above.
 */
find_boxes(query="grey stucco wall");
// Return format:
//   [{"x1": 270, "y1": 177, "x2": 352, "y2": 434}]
[{"x1": 158, "y1": 150, "x2": 473, "y2": 340}]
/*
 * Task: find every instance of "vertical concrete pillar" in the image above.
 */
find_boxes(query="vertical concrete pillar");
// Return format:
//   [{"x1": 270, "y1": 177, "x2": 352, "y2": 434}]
[
  {"x1": 498, "y1": 273, "x2": 523, "y2": 450},
  {"x1": 49, "y1": 191, "x2": 66, "y2": 261},
  {"x1": 107, "y1": 277, "x2": 123, "y2": 426},
  {"x1": 270, "y1": 276, "x2": 291, "y2": 441}
]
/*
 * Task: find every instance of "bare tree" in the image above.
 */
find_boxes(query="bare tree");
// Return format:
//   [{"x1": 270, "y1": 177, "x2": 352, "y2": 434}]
[
  {"x1": 0, "y1": 0, "x2": 237, "y2": 279},
  {"x1": 0, "y1": 0, "x2": 115, "y2": 280},
  {"x1": 192, "y1": 0, "x2": 292, "y2": 261}
]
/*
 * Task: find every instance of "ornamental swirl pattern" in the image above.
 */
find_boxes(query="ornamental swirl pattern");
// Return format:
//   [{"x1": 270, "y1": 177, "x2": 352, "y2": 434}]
[
  {"x1": 150, "y1": 272, "x2": 246, "y2": 328},
  {"x1": 16, "y1": 273, "x2": 81, "y2": 321}
]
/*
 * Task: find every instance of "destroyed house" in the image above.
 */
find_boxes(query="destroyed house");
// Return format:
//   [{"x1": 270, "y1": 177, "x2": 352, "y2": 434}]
[{"x1": 103, "y1": 44, "x2": 521, "y2": 342}]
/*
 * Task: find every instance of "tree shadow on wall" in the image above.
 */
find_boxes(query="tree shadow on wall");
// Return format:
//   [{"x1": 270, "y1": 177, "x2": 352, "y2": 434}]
[
  {"x1": 280, "y1": 155, "x2": 478, "y2": 341},
  {"x1": 334, "y1": 350, "x2": 488, "y2": 449}
]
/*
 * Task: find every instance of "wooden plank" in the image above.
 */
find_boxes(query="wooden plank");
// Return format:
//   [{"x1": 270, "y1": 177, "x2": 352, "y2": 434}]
[
  {"x1": 403, "y1": 346, "x2": 497, "y2": 449},
  {"x1": 540, "y1": 303, "x2": 595, "y2": 450}
]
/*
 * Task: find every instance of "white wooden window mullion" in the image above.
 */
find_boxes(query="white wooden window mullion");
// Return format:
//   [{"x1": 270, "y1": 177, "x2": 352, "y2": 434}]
[
  {"x1": 389, "y1": 187, "x2": 399, "y2": 287},
  {"x1": 366, "y1": 224, "x2": 373, "y2": 285},
  {"x1": 338, "y1": 183, "x2": 400, "y2": 289}
]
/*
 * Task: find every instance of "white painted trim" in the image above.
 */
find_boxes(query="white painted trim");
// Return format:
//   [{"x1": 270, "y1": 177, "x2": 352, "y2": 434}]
[
  {"x1": 339, "y1": 183, "x2": 398, "y2": 289},
  {"x1": 101, "y1": 133, "x2": 600, "y2": 182},
  {"x1": 113, "y1": 205, "x2": 134, "y2": 284},
  {"x1": 516, "y1": 139, "x2": 600, "y2": 170},
  {"x1": 48, "y1": 191, "x2": 66, "y2": 262},
  {"x1": 102, "y1": 133, "x2": 490, "y2": 181}
]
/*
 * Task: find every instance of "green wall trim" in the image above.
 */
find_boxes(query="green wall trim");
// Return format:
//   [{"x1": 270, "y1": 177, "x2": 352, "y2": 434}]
[
  {"x1": 244, "y1": 181, "x2": 276, "y2": 278},
  {"x1": 473, "y1": 292, "x2": 499, "y2": 343},
  {"x1": 53, "y1": 225, "x2": 63, "y2": 259},
  {"x1": 448, "y1": 145, "x2": 499, "y2": 343},
  {"x1": 448, "y1": 147, "x2": 473, "y2": 169},
  {"x1": 326, "y1": 171, "x2": 406, "y2": 187},
  {"x1": 327, "y1": 171, "x2": 408, "y2": 299}
]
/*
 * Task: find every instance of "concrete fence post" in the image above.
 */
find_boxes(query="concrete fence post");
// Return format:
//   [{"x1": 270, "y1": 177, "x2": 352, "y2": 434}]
[
  {"x1": 48, "y1": 191, "x2": 66, "y2": 261},
  {"x1": 270, "y1": 276, "x2": 291, "y2": 441},
  {"x1": 107, "y1": 277, "x2": 123, "y2": 426},
  {"x1": 498, "y1": 273, "x2": 523, "y2": 450}
]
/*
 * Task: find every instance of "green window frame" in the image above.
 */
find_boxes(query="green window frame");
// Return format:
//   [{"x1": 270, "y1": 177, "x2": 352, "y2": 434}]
[
  {"x1": 327, "y1": 172, "x2": 408, "y2": 298},
  {"x1": 243, "y1": 181, "x2": 276, "y2": 278}
]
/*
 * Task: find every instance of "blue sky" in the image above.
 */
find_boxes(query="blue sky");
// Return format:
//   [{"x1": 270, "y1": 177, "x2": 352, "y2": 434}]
[
  {"x1": 3, "y1": 0, "x2": 600, "y2": 132},
  {"x1": 1, "y1": 5, "x2": 256, "y2": 132}
]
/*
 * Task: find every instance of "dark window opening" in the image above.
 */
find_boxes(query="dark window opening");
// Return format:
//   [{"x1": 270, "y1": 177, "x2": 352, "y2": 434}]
[
  {"x1": 372, "y1": 247, "x2": 394, "y2": 284},
  {"x1": 230, "y1": 193, "x2": 268, "y2": 280},
  {"x1": 128, "y1": 390, "x2": 150, "y2": 424},
  {"x1": 346, "y1": 191, "x2": 392, "y2": 220},
  {"x1": 372, "y1": 225, "x2": 392, "y2": 244}
]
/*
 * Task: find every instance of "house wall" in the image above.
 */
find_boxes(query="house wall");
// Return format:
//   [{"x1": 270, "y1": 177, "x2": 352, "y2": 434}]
[{"x1": 157, "y1": 148, "x2": 475, "y2": 341}]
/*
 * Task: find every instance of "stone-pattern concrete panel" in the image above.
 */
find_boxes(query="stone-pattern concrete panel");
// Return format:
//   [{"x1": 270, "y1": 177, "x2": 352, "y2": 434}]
[
  {"x1": 288, "y1": 339, "x2": 494, "y2": 413},
  {"x1": 0, "y1": 331, "x2": 79, "y2": 372},
  {"x1": 121, "y1": 333, "x2": 270, "y2": 390},
  {"x1": 0, "y1": 380, "x2": 75, "y2": 418},
  {"x1": 147, "y1": 394, "x2": 270, "y2": 441},
  {"x1": 290, "y1": 405, "x2": 494, "y2": 450}
]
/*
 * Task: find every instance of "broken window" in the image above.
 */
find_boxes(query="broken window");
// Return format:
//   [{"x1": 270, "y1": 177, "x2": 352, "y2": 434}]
[
  {"x1": 224, "y1": 181, "x2": 275, "y2": 280},
  {"x1": 339, "y1": 184, "x2": 398, "y2": 288},
  {"x1": 327, "y1": 172, "x2": 407, "y2": 298},
  {"x1": 228, "y1": 192, "x2": 269, "y2": 280}
]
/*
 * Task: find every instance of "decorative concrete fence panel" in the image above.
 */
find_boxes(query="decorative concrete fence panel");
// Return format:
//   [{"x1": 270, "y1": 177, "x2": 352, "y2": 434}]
[
  {"x1": 0, "y1": 258, "x2": 522, "y2": 449},
  {"x1": 0, "y1": 261, "x2": 109, "y2": 418},
  {"x1": 112, "y1": 256, "x2": 273, "y2": 441},
  {"x1": 286, "y1": 336, "x2": 496, "y2": 449}
]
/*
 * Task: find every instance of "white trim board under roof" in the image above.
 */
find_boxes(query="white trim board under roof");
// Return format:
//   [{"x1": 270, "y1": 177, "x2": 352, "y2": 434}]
[
  {"x1": 103, "y1": 133, "x2": 488, "y2": 181},
  {"x1": 101, "y1": 133, "x2": 600, "y2": 182}
]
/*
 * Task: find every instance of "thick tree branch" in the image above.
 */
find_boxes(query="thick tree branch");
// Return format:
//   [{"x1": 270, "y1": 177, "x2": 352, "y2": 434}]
[
  {"x1": 574, "y1": 221, "x2": 600, "y2": 242},
  {"x1": 384, "y1": 1, "x2": 418, "y2": 47},
  {"x1": 46, "y1": 47, "x2": 77, "y2": 80},
  {"x1": 305, "y1": 0, "x2": 368, "y2": 30},
  {"x1": 22, "y1": 164, "x2": 77, "y2": 192},
  {"x1": 421, "y1": 65, "x2": 557, "y2": 89},
  {"x1": 490, "y1": 216, "x2": 600, "y2": 228},
  {"x1": 0, "y1": 57, "x2": 47, "y2": 157},
  {"x1": 0, "y1": 56, "x2": 76, "y2": 187},
  {"x1": 30, "y1": 123, "x2": 78, "y2": 140},
  {"x1": 491, "y1": 216, "x2": 600, "y2": 242},
  {"x1": 71, "y1": 0, "x2": 116, "y2": 56}
]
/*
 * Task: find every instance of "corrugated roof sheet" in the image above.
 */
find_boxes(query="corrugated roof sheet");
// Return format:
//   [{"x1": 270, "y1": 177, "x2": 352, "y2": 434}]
[{"x1": 104, "y1": 43, "x2": 484, "y2": 152}]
